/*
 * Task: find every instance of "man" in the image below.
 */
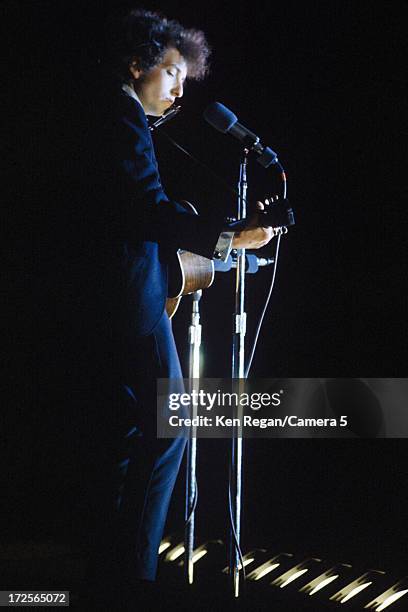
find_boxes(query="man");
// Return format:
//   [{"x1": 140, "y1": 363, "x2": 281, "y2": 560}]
[{"x1": 83, "y1": 8, "x2": 274, "y2": 603}]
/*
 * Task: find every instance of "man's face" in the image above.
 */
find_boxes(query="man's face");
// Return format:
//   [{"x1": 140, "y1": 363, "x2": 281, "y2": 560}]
[{"x1": 131, "y1": 47, "x2": 187, "y2": 116}]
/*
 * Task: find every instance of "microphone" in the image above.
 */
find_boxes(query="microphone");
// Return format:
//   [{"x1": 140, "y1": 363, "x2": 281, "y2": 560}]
[
  {"x1": 214, "y1": 254, "x2": 275, "y2": 274},
  {"x1": 204, "y1": 102, "x2": 278, "y2": 168}
]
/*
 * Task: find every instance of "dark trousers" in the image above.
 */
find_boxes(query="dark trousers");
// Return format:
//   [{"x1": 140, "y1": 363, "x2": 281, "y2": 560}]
[
  {"x1": 116, "y1": 310, "x2": 186, "y2": 581},
  {"x1": 86, "y1": 310, "x2": 186, "y2": 590}
]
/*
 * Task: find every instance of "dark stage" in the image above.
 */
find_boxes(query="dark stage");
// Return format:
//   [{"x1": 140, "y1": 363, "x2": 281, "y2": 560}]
[{"x1": 4, "y1": 0, "x2": 408, "y2": 609}]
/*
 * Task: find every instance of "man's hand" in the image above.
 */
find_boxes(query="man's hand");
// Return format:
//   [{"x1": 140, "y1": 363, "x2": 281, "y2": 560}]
[{"x1": 231, "y1": 201, "x2": 274, "y2": 249}]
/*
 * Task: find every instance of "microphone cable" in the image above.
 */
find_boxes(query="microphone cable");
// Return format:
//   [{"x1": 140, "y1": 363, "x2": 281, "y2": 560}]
[
  {"x1": 185, "y1": 474, "x2": 198, "y2": 525},
  {"x1": 244, "y1": 168, "x2": 287, "y2": 379},
  {"x1": 228, "y1": 461, "x2": 247, "y2": 588},
  {"x1": 244, "y1": 231, "x2": 283, "y2": 379}
]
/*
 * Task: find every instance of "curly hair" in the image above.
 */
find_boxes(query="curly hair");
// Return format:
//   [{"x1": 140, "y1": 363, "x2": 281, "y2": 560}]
[{"x1": 109, "y1": 8, "x2": 211, "y2": 81}]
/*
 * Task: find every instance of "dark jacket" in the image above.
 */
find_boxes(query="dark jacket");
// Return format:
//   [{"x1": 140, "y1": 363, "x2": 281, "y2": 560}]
[{"x1": 108, "y1": 91, "x2": 225, "y2": 337}]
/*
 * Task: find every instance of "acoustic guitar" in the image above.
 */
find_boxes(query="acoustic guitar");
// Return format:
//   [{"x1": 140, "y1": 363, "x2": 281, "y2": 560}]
[
  {"x1": 165, "y1": 197, "x2": 294, "y2": 318},
  {"x1": 166, "y1": 201, "x2": 214, "y2": 319}
]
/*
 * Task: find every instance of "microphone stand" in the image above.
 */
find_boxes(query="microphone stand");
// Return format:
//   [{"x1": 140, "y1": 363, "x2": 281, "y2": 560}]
[
  {"x1": 184, "y1": 290, "x2": 202, "y2": 584},
  {"x1": 229, "y1": 148, "x2": 249, "y2": 597}
]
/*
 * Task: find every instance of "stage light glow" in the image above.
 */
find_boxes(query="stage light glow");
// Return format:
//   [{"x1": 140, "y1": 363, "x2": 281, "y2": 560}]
[
  {"x1": 376, "y1": 589, "x2": 408, "y2": 611},
  {"x1": 192, "y1": 550, "x2": 208, "y2": 563},
  {"x1": 253, "y1": 563, "x2": 280, "y2": 580},
  {"x1": 167, "y1": 544, "x2": 185, "y2": 561},
  {"x1": 280, "y1": 569, "x2": 308, "y2": 588},
  {"x1": 309, "y1": 575, "x2": 339, "y2": 595},
  {"x1": 160, "y1": 533, "x2": 406, "y2": 609},
  {"x1": 159, "y1": 542, "x2": 171, "y2": 554},
  {"x1": 340, "y1": 582, "x2": 373, "y2": 603},
  {"x1": 300, "y1": 564, "x2": 352, "y2": 596}
]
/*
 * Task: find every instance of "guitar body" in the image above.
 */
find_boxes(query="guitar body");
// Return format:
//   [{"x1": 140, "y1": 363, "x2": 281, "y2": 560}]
[
  {"x1": 166, "y1": 201, "x2": 215, "y2": 319},
  {"x1": 166, "y1": 250, "x2": 214, "y2": 319}
]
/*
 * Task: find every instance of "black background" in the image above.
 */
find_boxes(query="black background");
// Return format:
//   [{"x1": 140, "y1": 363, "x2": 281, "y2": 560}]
[{"x1": 4, "y1": 0, "x2": 408, "y2": 593}]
